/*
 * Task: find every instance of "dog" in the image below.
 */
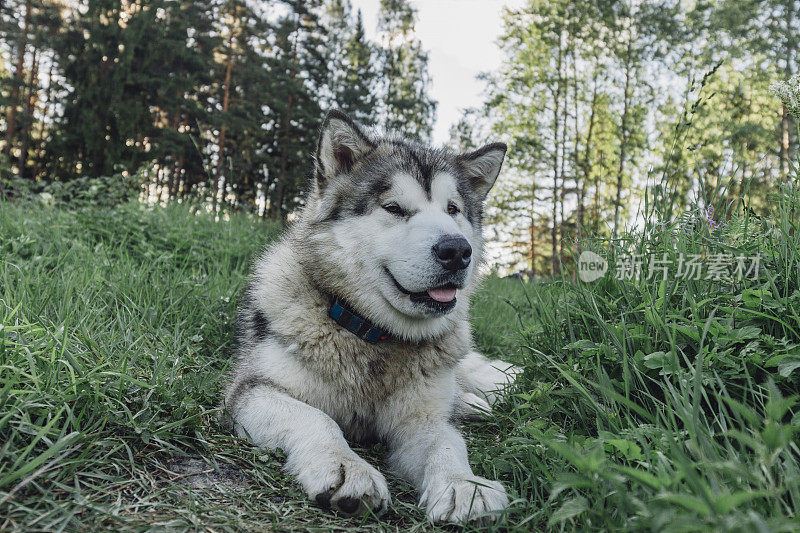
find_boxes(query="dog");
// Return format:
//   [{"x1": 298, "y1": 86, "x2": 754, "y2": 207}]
[{"x1": 224, "y1": 109, "x2": 519, "y2": 524}]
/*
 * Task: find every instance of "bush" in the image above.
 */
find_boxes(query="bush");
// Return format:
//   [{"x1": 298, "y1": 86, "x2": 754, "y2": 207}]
[
  {"x1": 0, "y1": 152, "x2": 17, "y2": 198},
  {"x1": 1, "y1": 167, "x2": 142, "y2": 209},
  {"x1": 44, "y1": 172, "x2": 142, "y2": 208}
]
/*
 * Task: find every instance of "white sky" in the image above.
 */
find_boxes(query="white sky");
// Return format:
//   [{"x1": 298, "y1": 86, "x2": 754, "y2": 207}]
[{"x1": 350, "y1": 0, "x2": 526, "y2": 145}]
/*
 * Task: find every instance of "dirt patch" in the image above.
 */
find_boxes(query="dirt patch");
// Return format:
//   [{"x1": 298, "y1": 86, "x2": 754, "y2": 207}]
[{"x1": 162, "y1": 457, "x2": 251, "y2": 492}]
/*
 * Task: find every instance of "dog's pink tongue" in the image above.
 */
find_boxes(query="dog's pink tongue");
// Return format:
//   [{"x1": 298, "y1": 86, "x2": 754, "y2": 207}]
[{"x1": 427, "y1": 288, "x2": 456, "y2": 303}]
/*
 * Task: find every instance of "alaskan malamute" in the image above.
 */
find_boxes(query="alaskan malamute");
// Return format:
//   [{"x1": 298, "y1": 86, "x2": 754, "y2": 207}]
[{"x1": 224, "y1": 110, "x2": 518, "y2": 524}]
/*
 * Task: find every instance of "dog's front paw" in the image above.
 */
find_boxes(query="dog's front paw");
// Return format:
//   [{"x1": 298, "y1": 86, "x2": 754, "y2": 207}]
[
  {"x1": 457, "y1": 353, "x2": 521, "y2": 406},
  {"x1": 296, "y1": 453, "x2": 390, "y2": 517},
  {"x1": 482, "y1": 361, "x2": 521, "y2": 404},
  {"x1": 420, "y1": 475, "x2": 509, "y2": 525},
  {"x1": 452, "y1": 391, "x2": 492, "y2": 420}
]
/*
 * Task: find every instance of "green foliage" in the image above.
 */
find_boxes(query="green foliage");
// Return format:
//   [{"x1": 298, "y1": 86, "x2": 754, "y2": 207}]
[
  {"x1": 50, "y1": 0, "x2": 166, "y2": 178},
  {"x1": 0, "y1": 0, "x2": 63, "y2": 178},
  {"x1": 47, "y1": 173, "x2": 142, "y2": 208},
  {"x1": 262, "y1": 0, "x2": 328, "y2": 218}
]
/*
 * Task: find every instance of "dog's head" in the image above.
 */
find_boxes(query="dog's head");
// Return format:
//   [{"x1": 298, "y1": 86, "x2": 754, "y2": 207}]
[{"x1": 298, "y1": 110, "x2": 505, "y2": 341}]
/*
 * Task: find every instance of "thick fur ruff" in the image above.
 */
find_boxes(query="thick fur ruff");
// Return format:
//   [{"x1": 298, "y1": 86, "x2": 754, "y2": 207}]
[{"x1": 224, "y1": 110, "x2": 519, "y2": 524}]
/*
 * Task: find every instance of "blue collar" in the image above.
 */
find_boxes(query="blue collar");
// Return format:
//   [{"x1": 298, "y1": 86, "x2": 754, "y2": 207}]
[{"x1": 328, "y1": 297, "x2": 390, "y2": 343}]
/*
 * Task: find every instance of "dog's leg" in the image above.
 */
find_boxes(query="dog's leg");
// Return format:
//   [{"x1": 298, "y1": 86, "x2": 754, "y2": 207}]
[
  {"x1": 226, "y1": 379, "x2": 390, "y2": 517},
  {"x1": 380, "y1": 379, "x2": 509, "y2": 524},
  {"x1": 385, "y1": 416, "x2": 508, "y2": 524},
  {"x1": 454, "y1": 351, "x2": 520, "y2": 418}
]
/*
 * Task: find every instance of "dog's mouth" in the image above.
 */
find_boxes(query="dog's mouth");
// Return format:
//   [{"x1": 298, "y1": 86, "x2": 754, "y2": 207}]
[{"x1": 384, "y1": 268, "x2": 459, "y2": 313}]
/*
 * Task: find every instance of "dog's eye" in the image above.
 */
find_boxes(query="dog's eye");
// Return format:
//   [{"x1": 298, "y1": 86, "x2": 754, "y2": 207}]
[
  {"x1": 447, "y1": 202, "x2": 460, "y2": 216},
  {"x1": 382, "y1": 202, "x2": 406, "y2": 217}
]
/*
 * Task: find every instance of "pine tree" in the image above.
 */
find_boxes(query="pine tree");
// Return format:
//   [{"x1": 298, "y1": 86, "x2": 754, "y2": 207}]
[
  {"x1": 322, "y1": 0, "x2": 351, "y2": 108},
  {"x1": 265, "y1": 0, "x2": 327, "y2": 219},
  {"x1": 323, "y1": 2, "x2": 378, "y2": 124},
  {"x1": 377, "y1": 0, "x2": 436, "y2": 141},
  {"x1": 210, "y1": 0, "x2": 244, "y2": 213},
  {"x1": 49, "y1": 0, "x2": 155, "y2": 179},
  {"x1": 214, "y1": 1, "x2": 274, "y2": 212},
  {"x1": 339, "y1": 9, "x2": 378, "y2": 125}
]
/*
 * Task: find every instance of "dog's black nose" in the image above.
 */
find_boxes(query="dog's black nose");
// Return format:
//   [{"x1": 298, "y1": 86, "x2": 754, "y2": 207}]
[{"x1": 433, "y1": 236, "x2": 472, "y2": 270}]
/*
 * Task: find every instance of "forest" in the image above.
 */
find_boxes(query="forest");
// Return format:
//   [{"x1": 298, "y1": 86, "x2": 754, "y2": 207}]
[
  {"x1": 1, "y1": 0, "x2": 798, "y2": 271},
  {"x1": 0, "y1": 0, "x2": 436, "y2": 218}
]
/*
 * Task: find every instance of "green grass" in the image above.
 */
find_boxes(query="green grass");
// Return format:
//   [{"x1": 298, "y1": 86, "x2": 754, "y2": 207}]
[{"x1": 1, "y1": 194, "x2": 799, "y2": 531}]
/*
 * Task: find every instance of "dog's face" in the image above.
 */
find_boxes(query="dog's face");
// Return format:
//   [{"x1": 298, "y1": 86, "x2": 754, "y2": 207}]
[{"x1": 302, "y1": 110, "x2": 505, "y2": 339}]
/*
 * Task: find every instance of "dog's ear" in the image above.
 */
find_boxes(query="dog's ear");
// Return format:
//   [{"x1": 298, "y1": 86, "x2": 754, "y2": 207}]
[
  {"x1": 315, "y1": 109, "x2": 375, "y2": 189},
  {"x1": 456, "y1": 142, "x2": 507, "y2": 199}
]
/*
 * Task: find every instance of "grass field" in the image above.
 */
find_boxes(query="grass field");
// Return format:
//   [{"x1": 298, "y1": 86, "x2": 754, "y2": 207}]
[{"x1": 1, "y1": 195, "x2": 799, "y2": 531}]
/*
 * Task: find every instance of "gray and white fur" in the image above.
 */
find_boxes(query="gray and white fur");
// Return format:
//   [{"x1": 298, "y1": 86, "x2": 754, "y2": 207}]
[{"x1": 224, "y1": 109, "x2": 519, "y2": 524}]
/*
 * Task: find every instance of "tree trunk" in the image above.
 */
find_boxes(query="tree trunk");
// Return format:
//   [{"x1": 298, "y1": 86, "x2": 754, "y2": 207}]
[
  {"x1": 170, "y1": 155, "x2": 183, "y2": 198},
  {"x1": 779, "y1": 1, "x2": 796, "y2": 180},
  {"x1": 613, "y1": 36, "x2": 633, "y2": 240},
  {"x1": 573, "y1": 55, "x2": 581, "y2": 252},
  {"x1": 578, "y1": 78, "x2": 598, "y2": 256},
  {"x1": 558, "y1": 85, "x2": 567, "y2": 264},
  {"x1": 529, "y1": 177, "x2": 536, "y2": 276},
  {"x1": 261, "y1": 175, "x2": 275, "y2": 218},
  {"x1": 781, "y1": 104, "x2": 790, "y2": 180},
  {"x1": 17, "y1": 48, "x2": 39, "y2": 177},
  {"x1": 557, "y1": 35, "x2": 569, "y2": 271},
  {"x1": 551, "y1": 36, "x2": 563, "y2": 277},
  {"x1": 270, "y1": 22, "x2": 300, "y2": 220},
  {"x1": 32, "y1": 57, "x2": 54, "y2": 180},
  {"x1": 214, "y1": 18, "x2": 236, "y2": 214},
  {"x1": 5, "y1": 0, "x2": 32, "y2": 159},
  {"x1": 168, "y1": 106, "x2": 181, "y2": 199},
  {"x1": 593, "y1": 157, "x2": 601, "y2": 234}
]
